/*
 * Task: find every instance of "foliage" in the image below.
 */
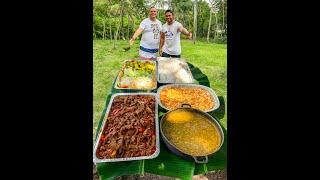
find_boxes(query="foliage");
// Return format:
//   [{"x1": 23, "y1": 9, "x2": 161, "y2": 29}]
[{"x1": 93, "y1": 0, "x2": 227, "y2": 42}]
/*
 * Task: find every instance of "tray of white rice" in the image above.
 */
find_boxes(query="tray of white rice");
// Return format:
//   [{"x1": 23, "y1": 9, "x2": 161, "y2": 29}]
[{"x1": 157, "y1": 57, "x2": 194, "y2": 84}]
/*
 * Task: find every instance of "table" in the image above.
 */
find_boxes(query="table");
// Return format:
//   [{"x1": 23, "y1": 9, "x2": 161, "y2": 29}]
[{"x1": 95, "y1": 62, "x2": 227, "y2": 180}]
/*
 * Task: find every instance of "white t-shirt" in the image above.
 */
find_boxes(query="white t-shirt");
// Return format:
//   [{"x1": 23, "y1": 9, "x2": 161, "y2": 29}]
[
  {"x1": 161, "y1": 21, "x2": 182, "y2": 55},
  {"x1": 139, "y1": 18, "x2": 162, "y2": 50}
]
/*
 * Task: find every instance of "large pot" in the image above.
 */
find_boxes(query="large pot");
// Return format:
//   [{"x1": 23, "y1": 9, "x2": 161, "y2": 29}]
[{"x1": 160, "y1": 104, "x2": 224, "y2": 163}]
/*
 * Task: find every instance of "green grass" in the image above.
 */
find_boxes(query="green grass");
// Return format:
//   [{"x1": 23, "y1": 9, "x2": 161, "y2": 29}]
[{"x1": 93, "y1": 40, "x2": 227, "y2": 139}]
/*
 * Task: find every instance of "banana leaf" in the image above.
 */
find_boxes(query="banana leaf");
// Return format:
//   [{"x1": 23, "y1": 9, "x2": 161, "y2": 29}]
[
  {"x1": 97, "y1": 161, "x2": 144, "y2": 180},
  {"x1": 144, "y1": 136, "x2": 195, "y2": 180}
]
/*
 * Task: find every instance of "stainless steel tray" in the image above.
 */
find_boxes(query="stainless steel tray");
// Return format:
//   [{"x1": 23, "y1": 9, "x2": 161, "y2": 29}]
[
  {"x1": 156, "y1": 84, "x2": 220, "y2": 112},
  {"x1": 93, "y1": 93, "x2": 160, "y2": 163},
  {"x1": 114, "y1": 60, "x2": 157, "y2": 90},
  {"x1": 157, "y1": 57, "x2": 194, "y2": 84}
]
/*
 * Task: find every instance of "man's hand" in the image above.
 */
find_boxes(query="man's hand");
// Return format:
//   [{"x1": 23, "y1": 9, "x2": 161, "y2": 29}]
[
  {"x1": 129, "y1": 28, "x2": 143, "y2": 46},
  {"x1": 159, "y1": 48, "x2": 162, "y2": 56},
  {"x1": 188, "y1": 32, "x2": 192, "y2": 40},
  {"x1": 129, "y1": 38, "x2": 135, "y2": 46}
]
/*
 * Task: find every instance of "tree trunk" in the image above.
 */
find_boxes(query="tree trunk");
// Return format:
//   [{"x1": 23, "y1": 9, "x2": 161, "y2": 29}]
[
  {"x1": 216, "y1": 13, "x2": 218, "y2": 38},
  {"x1": 181, "y1": 11, "x2": 186, "y2": 30},
  {"x1": 120, "y1": 0, "x2": 124, "y2": 40},
  {"x1": 222, "y1": 1, "x2": 225, "y2": 34},
  {"x1": 188, "y1": 14, "x2": 191, "y2": 33},
  {"x1": 102, "y1": 18, "x2": 106, "y2": 40},
  {"x1": 113, "y1": 5, "x2": 122, "y2": 49},
  {"x1": 193, "y1": 0, "x2": 197, "y2": 44},
  {"x1": 114, "y1": 18, "x2": 121, "y2": 49},
  {"x1": 207, "y1": 10, "x2": 212, "y2": 42},
  {"x1": 214, "y1": 13, "x2": 218, "y2": 41},
  {"x1": 132, "y1": 17, "x2": 135, "y2": 38},
  {"x1": 127, "y1": 14, "x2": 130, "y2": 40},
  {"x1": 93, "y1": 25, "x2": 96, "y2": 39},
  {"x1": 113, "y1": 31, "x2": 116, "y2": 49},
  {"x1": 113, "y1": 29, "x2": 116, "y2": 49},
  {"x1": 109, "y1": 18, "x2": 113, "y2": 42},
  {"x1": 220, "y1": 24, "x2": 223, "y2": 39}
]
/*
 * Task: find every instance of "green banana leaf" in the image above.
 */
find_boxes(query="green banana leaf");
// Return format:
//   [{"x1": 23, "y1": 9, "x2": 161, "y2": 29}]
[
  {"x1": 95, "y1": 62, "x2": 227, "y2": 180},
  {"x1": 144, "y1": 136, "x2": 195, "y2": 180}
]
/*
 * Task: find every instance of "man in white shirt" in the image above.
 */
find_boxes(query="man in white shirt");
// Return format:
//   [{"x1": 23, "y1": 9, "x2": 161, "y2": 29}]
[
  {"x1": 159, "y1": 9, "x2": 192, "y2": 58},
  {"x1": 129, "y1": 7, "x2": 162, "y2": 60}
]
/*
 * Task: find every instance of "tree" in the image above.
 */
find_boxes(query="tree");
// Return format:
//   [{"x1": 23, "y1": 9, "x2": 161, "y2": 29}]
[
  {"x1": 171, "y1": 0, "x2": 193, "y2": 28},
  {"x1": 93, "y1": 0, "x2": 227, "y2": 43},
  {"x1": 222, "y1": 0, "x2": 225, "y2": 34},
  {"x1": 193, "y1": 0, "x2": 197, "y2": 44},
  {"x1": 209, "y1": 0, "x2": 220, "y2": 41},
  {"x1": 207, "y1": 8, "x2": 213, "y2": 42}
]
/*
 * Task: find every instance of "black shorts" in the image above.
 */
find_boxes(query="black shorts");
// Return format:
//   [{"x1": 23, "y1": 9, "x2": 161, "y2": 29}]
[{"x1": 161, "y1": 52, "x2": 181, "y2": 58}]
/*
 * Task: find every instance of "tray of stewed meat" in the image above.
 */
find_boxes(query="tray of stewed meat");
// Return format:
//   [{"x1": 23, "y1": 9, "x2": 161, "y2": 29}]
[{"x1": 93, "y1": 93, "x2": 160, "y2": 163}]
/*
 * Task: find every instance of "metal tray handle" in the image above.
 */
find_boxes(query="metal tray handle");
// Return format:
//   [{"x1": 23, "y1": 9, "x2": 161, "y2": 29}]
[
  {"x1": 193, "y1": 156, "x2": 208, "y2": 164},
  {"x1": 181, "y1": 103, "x2": 191, "y2": 108}
]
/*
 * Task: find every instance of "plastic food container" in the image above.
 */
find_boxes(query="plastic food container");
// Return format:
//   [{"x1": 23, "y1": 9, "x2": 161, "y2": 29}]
[{"x1": 157, "y1": 57, "x2": 194, "y2": 84}]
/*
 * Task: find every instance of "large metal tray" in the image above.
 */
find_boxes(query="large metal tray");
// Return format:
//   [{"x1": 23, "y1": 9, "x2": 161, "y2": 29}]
[
  {"x1": 157, "y1": 57, "x2": 194, "y2": 84},
  {"x1": 114, "y1": 59, "x2": 157, "y2": 91},
  {"x1": 156, "y1": 84, "x2": 220, "y2": 112},
  {"x1": 93, "y1": 93, "x2": 160, "y2": 163}
]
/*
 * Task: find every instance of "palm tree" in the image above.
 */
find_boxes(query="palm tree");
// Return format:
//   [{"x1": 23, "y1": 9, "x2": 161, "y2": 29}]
[{"x1": 207, "y1": 0, "x2": 220, "y2": 42}]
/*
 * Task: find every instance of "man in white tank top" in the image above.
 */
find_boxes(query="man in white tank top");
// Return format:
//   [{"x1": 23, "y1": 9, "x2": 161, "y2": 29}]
[
  {"x1": 129, "y1": 7, "x2": 162, "y2": 60},
  {"x1": 159, "y1": 9, "x2": 192, "y2": 58}
]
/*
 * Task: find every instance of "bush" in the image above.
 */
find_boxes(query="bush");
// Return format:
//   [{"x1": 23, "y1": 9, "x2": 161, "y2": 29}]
[{"x1": 213, "y1": 36, "x2": 227, "y2": 44}]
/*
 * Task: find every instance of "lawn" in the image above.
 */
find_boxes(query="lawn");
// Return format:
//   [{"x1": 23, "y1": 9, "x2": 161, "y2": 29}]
[{"x1": 93, "y1": 39, "x2": 227, "y2": 140}]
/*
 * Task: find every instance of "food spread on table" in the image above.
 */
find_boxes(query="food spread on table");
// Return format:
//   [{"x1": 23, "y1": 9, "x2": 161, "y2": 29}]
[{"x1": 95, "y1": 58, "x2": 223, "y2": 165}]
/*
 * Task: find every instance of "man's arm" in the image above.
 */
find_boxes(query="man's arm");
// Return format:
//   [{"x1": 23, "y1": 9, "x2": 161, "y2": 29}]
[
  {"x1": 159, "y1": 32, "x2": 165, "y2": 56},
  {"x1": 129, "y1": 28, "x2": 144, "y2": 45},
  {"x1": 178, "y1": 26, "x2": 192, "y2": 40}
]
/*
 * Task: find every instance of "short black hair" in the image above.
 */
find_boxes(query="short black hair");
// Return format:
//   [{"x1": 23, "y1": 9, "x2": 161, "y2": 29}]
[{"x1": 165, "y1": 9, "x2": 174, "y2": 15}]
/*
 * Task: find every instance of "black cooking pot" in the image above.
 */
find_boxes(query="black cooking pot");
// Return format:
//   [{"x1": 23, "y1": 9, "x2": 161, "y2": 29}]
[{"x1": 160, "y1": 104, "x2": 224, "y2": 163}]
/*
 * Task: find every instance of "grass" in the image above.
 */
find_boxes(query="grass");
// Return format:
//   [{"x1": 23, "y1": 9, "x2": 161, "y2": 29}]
[{"x1": 93, "y1": 39, "x2": 227, "y2": 139}]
